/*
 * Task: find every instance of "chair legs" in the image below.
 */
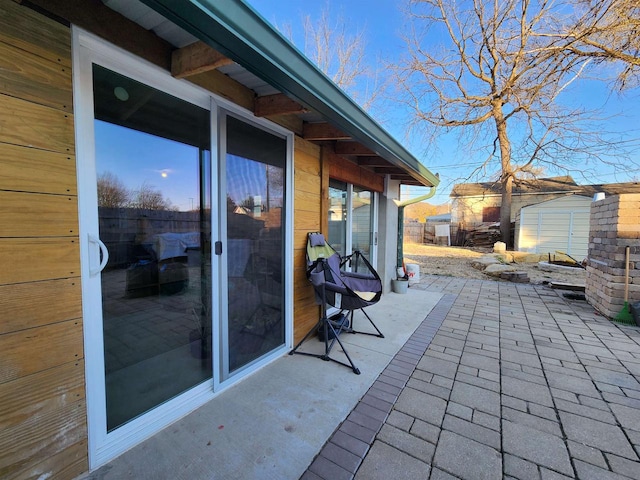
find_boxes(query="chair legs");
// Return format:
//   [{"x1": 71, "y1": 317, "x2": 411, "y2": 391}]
[
  {"x1": 348, "y1": 308, "x2": 384, "y2": 338},
  {"x1": 289, "y1": 311, "x2": 361, "y2": 375}
]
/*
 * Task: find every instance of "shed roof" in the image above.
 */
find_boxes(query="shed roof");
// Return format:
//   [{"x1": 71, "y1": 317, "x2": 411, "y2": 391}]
[{"x1": 520, "y1": 194, "x2": 593, "y2": 210}]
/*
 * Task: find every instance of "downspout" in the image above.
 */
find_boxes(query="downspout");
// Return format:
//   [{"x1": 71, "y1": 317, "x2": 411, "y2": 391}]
[{"x1": 394, "y1": 187, "x2": 437, "y2": 275}]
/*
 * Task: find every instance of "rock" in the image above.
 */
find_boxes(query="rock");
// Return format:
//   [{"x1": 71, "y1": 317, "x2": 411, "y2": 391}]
[
  {"x1": 484, "y1": 264, "x2": 517, "y2": 277},
  {"x1": 471, "y1": 255, "x2": 502, "y2": 271}
]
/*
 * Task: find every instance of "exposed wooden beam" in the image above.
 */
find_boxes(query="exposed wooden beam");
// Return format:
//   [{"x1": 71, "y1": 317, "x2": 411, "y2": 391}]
[
  {"x1": 303, "y1": 122, "x2": 351, "y2": 141},
  {"x1": 254, "y1": 94, "x2": 307, "y2": 117},
  {"x1": 357, "y1": 157, "x2": 392, "y2": 167},
  {"x1": 171, "y1": 41, "x2": 234, "y2": 78},
  {"x1": 376, "y1": 167, "x2": 407, "y2": 175},
  {"x1": 187, "y1": 70, "x2": 254, "y2": 110},
  {"x1": 334, "y1": 142, "x2": 376, "y2": 156},
  {"x1": 263, "y1": 114, "x2": 304, "y2": 136},
  {"x1": 391, "y1": 174, "x2": 420, "y2": 185},
  {"x1": 21, "y1": 0, "x2": 173, "y2": 70},
  {"x1": 326, "y1": 152, "x2": 384, "y2": 192}
]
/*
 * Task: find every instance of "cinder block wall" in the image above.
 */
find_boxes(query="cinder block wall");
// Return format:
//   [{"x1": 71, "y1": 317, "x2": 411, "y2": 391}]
[{"x1": 585, "y1": 194, "x2": 640, "y2": 318}]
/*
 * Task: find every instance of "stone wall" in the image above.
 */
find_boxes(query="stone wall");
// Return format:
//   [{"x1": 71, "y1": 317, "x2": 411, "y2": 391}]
[{"x1": 585, "y1": 194, "x2": 640, "y2": 318}]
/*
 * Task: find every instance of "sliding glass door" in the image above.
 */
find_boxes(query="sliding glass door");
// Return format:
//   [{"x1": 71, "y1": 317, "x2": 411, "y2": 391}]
[
  {"x1": 93, "y1": 65, "x2": 213, "y2": 431},
  {"x1": 76, "y1": 33, "x2": 292, "y2": 466},
  {"x1": 223, "y1": 115, "x2": 287, "y2": 375}
]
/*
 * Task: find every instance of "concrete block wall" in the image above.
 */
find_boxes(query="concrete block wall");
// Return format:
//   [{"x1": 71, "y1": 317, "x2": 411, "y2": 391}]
[{"x1": 585, "y1": 194, "x2": 640, "y2": 318}]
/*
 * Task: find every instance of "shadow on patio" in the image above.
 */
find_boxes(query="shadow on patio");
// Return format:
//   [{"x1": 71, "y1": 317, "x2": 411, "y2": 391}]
[{"x1": 81, "y1": 287, "x2": 442, "y2": 480}]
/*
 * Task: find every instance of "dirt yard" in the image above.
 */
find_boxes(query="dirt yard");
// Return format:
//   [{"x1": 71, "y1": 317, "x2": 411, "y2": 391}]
[{"x1": 403, "y1": 243, "x2": 587, "y2": 285}]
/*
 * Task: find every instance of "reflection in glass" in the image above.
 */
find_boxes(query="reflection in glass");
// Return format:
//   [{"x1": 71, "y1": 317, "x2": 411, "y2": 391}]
[
  {"x1": 352, "y1": 186, "x2": 373, "y2": 260},
  {"x1": 328, "y1": 180, "x2": 347, "y2": 256},
  {"x1": 93, "y1": 65, "x2": 212, "y2": 431},
  {"x1": 225, "y1": 116, "x2": 286, "y2": 373}
]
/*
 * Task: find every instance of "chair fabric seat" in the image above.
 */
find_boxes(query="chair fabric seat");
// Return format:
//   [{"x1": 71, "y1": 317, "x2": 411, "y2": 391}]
[{"x1": 354, "y1": 291, "x2": 376, "y2": 301}]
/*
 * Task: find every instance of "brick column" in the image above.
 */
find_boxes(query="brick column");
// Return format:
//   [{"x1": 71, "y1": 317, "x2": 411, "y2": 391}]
[{"x1": 585, "y1": 194, "x2": 640, "y2": 318}]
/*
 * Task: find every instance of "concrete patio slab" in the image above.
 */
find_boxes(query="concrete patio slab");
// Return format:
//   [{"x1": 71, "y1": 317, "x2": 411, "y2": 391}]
[{"x1": 80, "y1": 288, "x2": 442, "y2": 480}]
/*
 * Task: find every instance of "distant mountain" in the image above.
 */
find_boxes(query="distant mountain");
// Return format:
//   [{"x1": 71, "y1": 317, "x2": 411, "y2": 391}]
[{"x1": 404, "y1": 202, "x2": 450, "y2": 221}]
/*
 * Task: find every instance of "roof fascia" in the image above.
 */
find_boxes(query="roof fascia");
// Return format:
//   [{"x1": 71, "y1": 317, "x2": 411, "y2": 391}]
[{"x1": 139, "y1": 0, "x2": 439, "y2": 188}]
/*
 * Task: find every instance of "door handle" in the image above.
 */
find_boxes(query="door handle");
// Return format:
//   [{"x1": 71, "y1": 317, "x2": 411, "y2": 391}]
[{"x1": 89, "y1": 234, "x2": 109, "y2": 276}]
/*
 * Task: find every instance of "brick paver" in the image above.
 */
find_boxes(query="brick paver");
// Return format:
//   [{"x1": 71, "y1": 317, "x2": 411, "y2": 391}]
[{"x1": 300, "y1": 276, "x2": 640, "y2": 479}]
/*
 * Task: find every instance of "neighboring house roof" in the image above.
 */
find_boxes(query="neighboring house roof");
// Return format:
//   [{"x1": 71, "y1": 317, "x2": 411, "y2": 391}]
[
  {"x1": 450, "y1": 176, "x2": 579, "y2": 197},
  {"x1": 450, "y1": 175, "x2": 640, "y2": 198},
  {"x1": 119, "y1": 0, "x2": 439, "y2": 188}
]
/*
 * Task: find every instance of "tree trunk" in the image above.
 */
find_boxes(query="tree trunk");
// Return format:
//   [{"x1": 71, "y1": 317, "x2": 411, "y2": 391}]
[
  {"x1": 493, "y1": 101, "x2": 513, "y2": 248},
  {"x1": 500, "y1": 175, "x2": 513, "y2": 248}
]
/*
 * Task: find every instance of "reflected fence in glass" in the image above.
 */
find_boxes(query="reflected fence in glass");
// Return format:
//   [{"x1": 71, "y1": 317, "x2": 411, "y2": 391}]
[
  {"x1": 93, "y1": 65, "x2": 212, "y2": 431},
  {"x1": 225, "y1": 115, "x2": 286, "y2": 373}
]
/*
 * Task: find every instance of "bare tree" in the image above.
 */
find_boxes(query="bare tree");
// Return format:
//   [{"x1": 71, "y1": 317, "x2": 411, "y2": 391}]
[
  {"x1": 280, "y1": 6, "x2": 385, "y2": 112},
  {"x1": 559, "y1": 0, "x2": 640, "y2": 90},
  {"x1": 395, "y1": 0, "x2": 635, "y2": 246},
  {"x1": 130, "y1": 183, "x2": 174, "y2": 210},
  {"x1": 97, "y1": 171, "x2": 129, "y2": 208},
  {"x1": 303, "y1": 9, "x2": 367, "y2": 91}
]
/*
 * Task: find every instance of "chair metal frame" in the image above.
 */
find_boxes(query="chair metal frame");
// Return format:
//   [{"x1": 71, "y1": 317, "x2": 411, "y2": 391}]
[{"x1": 289, "y1": 233, "x2": 384, "y2": 374}]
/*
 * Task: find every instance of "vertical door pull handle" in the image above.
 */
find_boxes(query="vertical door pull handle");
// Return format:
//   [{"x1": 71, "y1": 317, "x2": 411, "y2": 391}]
[{"x1": 89, "y1": 234, "x2": 109, "y2": 276}]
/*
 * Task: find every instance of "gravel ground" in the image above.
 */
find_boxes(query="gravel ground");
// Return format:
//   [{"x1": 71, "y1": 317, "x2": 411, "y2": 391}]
[{"x1": 403, "y1": 243, "x2": 587, "y2": 285}]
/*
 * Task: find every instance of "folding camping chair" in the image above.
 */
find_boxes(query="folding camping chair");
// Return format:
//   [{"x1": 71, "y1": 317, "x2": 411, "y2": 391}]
[{"x1": 289, "y1": 232, "x2": 384, "y2": 374}]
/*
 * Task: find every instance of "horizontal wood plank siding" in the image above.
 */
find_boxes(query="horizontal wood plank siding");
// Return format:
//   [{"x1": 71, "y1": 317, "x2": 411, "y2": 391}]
[
  {"x1": 0, "y1": 143, "x2": 77, "y2": 195},
  {"x1": 0, "y1": 319, "x2": 84, "y2": 384},
  {"x1": 0, "y1": 238, "x2": 80, "y2": 285},
  {"x1": 293, "y1": 137, "x2": 322, "y2": 342},
  {"x1": 0, "y1": 278, "x2": 82, "y2": 335},
  {"x1": 0, "y1": 364, "x2": 86, "y2": 477},
  {"x1": 0, "y1": 40, "x2": 73, "y2": 112},
  {"x1": 0, "y1": 94, "x2": 75, "y2": 153},
  {"x1": 0, "y1": 0, "x2": 72, "y2": 68},
  {"x1": 0, "y1": 1, "x2": 87, "y2": 478},
  {"x1": 0, "y1": 192, "x2": 78, "y2": 237}
]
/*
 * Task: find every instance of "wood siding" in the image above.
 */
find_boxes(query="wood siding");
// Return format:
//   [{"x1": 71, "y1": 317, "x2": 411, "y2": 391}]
[
  {"x1": 0, "y1": 2, "x2": 87, "y2": 479},
  {"x1": 293, "y1": 137, "x2": 323, "y2": 342}
]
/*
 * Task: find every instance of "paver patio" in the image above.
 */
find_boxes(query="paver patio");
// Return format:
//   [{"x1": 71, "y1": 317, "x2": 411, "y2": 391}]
[{"x1": 303, "y1": 275, "x2": 640, "y2": 480}]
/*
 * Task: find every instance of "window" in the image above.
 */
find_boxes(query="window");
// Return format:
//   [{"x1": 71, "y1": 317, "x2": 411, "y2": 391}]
[
  {"x1": 328, "y1": 179, "x2": 377, "y2": 265},
  {"x1": 483, "y1": 206, "x2": 501, "y2": 222}
]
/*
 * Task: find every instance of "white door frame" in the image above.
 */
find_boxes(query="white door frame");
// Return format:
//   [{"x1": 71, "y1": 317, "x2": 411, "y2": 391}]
[{"x1": 73, "y1": 28, "x2": 293, "y2": 470}]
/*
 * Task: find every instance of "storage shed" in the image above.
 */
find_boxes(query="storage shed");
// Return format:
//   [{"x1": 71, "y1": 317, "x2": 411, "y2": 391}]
[{"x1": 516, "y1": 195, "x2": 592, "y2": 260}]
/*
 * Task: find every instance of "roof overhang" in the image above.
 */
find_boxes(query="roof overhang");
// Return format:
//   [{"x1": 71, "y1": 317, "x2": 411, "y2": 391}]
[{"x1": 139, "y1": 0, "x2": 439, "y2": 188}]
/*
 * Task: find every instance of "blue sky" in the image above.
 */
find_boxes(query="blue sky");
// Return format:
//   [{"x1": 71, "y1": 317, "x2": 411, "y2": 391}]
[
  {"x1": 95, "y1": 122, "x2": 273, "y2": 212},
  {"x1": 95, "y1": 121, "x2": 201, "y2": 211},
  {"x1": 247, "y1": 0, "x2": 640, "y2": 204}
]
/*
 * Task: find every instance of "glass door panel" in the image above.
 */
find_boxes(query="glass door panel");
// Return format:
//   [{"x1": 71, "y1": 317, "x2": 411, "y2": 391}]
[
  {"x1": 328, "y1": 181, "x2": 376, "y2": 264},
  {"x1": 329, "y1": 180, "x2": 348, "y2": 256},
  {"x1": 352, "y1": 186, "x2": 373, "y2": 260},
  {"x1": 225, "y1": 115, "x2": 286, "y2": 374},
  {"x1": 93, "y1": 65, "x2": 212, "y2": 431}
]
